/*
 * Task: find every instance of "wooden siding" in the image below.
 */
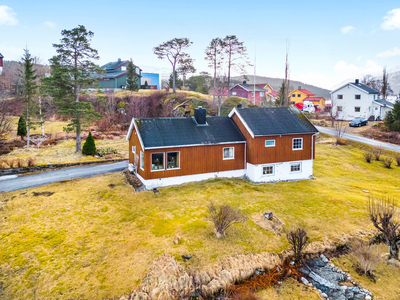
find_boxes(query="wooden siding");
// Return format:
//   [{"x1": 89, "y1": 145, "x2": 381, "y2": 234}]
[
  {"x1": 231, "y1": 113, "x2": 316, "y2": 165},
  {"x1": 129, "y1": 126, "x2": 246, "y2": 180}
]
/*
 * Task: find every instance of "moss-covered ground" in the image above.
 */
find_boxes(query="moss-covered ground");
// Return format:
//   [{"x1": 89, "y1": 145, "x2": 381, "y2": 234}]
[{"x1": 0, "y1": 139, "x2": 399, "y2": 299}]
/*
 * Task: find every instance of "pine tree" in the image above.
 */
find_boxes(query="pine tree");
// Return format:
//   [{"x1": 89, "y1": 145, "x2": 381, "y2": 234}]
[
  {"x1": 384, "y1": 101, "x2": 400, "y2": 132},
  {"x1": 277, "y1": 81, "x2": 285, "y2": 107},
  {"x1": 46, "y1": 25, "x2": 103, "y2": 153},
  {"x1": 17, "y1": 116, "x2": 27, "y2": 140},
  {"x1": 126, "y1": 61, "x2": 139, "y2": 93},
  {"x1": 19, "y1": 48, "x2": 38, "y2": 149},
  {"x1": 82, "y1": 132, "x2": 97, "y2": 155}
]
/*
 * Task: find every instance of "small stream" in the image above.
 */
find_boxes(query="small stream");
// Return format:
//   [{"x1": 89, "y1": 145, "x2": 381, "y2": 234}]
[{"x1": 299, "y1": 254, "x2": 372, "y2": 300}]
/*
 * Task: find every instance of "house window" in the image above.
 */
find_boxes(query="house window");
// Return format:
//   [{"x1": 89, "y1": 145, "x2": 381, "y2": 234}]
[
  {"x1": 290, "y1": 101, "x2": 296, "y2": 105},
  {"x1": 375, "y1": 107, "x2": 378, "y2": 110},
  {"x1": 337, "y1": 95, "x2": 343, "y2": 99},
  {"x1": 297, "y1": 94, "x2": 301, "y2": 97},
  {"x1": 167, "y1": 152, "x2": 180, "y2": 169},
  {"x1": 132, "y1": 146, "x2": 136, "y2": 153},
  {"x1": 292, "y1": 138, "x2": 303, "y2": 150},
  {"x1": 263, "y1": 165, "x2": 274, "y2": 175},
  {"x1": 151, "y1": 152, "x2": 164, "y2": 171},
  {"x1": 260, "y1": 92, "x2": 264, "y2": 97},
  {"x1": 121, "y1": 66, "x2": 126, "y2": 71},
  {"x1": 223, "y1": 147, "x2": 234, "y2": 160},
  {"x1": 290, "y1": 162, "x2": 302, "y2": 173},
  {"x1": 232, "y1": 91, "x2": 237, "y2": 96},
  {"x1": 265, "y1": 140, "x2": 275, "y2": 147},
  {"x1": 337, "y1": 106, "x2": 343, "y2": 111},
  {"x1": 292, "y1": 94, "x2": 296, "y2": 97},
  {"x1": 140, "y1": 151, "x2": 144, "y2": 171},
  {"x1": 251, "y1": 92, "x2": 255, "y2": 97},
  {"x1": 374, "y1": 95, "x2": 377, "y2": 99},
  {"x1": 355, "y1": 107, "x2": 361, "y2": 112},
  {"x1": 355, "y1": 95, "x2": 361, "y2": 99}
]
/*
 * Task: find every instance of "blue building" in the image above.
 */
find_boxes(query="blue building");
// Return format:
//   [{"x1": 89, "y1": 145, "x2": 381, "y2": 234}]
[
  {"x1": 141, "y1": 73, "x2": 160, "y2": 90},
  {"x1": 98, "y1": 58, "x2": 141, "y2": 89}
]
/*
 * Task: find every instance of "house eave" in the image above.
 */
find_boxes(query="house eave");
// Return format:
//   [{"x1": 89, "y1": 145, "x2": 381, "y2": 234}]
[{"x1": 143, "y1": 140, "x2": 246, "y2": 150}]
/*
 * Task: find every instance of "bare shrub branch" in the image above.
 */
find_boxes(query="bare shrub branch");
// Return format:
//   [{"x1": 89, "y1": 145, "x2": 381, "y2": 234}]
[
  {"x1": 363, "y1": 151, "x2": 373, "y2": 163},
  {"x1": 286, "y1": 228, "x2": 310, "y2": 262},
  {"x1": 208, "y1": 202, "x2": 247, "y2": 239},
  {"x1": 395, "y1": 154, "x2": 400, "y2": 167},
  {"x1": 351, "y1": 240, "x2": 382, "y2": 278},
  {"x1": 382, "y1": 156, "x2": 394, "y2": 169},
  {"x1": 372, "y1": 147, "x2": 384, "y2": 161},
  {"x1": 368, "y1": 196, "x2": 400, "y2": 260}
]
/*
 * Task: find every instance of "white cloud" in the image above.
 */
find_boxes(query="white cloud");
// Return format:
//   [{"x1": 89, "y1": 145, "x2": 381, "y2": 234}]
[
  {"x1": 0, "y1": 5, "x2": 18, "y2": 26},
  {"x1": 296, "y1": 73, "x2": 335, "y2": 90},
  {"x1": 44, "y1": 21, "x2": 55, "y2": 28},
  {"x1": 365, "y1": 60, "x2": 383, "y2": 74},
  {"x1": 334, "y1": 60, "x2": 360, "y2": 77},
  {"x1": 381, "y1": 8, "x2": 400, "y2": 30},
  {"x1": 357, "y1": 56, "x2": 363, "y2": 62},
  {"x1": 377, "y1": 47, "x2": 400, "y2": 57},
  {"x1": 341, "y1": 26, "x2": 355, "y2": 34}
]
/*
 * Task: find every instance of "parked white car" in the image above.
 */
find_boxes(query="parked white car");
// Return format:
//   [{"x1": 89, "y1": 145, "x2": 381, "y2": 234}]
[{"x1": 302, "y1": 101, "x2": 315, "y2": 113}]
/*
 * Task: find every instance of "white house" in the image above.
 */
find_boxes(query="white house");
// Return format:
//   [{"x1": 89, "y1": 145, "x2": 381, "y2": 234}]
[
  {"x1": 371, "y1": 99, "x2": 395, "y2": 120},
  {"x1": 330, "y1": 79, "x2": 379, "y2": 120}
]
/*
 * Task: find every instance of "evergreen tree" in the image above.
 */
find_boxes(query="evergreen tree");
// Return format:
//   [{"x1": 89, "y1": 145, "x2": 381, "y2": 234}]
[
  {"x1": 384, "y1": 101, "x2": 400, "y2": 132},
  {"x1": 46, "y1": 25, "x2": 103, "y2": 152},
  {"x1": 17, "y1": 116, "x2": 27, "y2": 140},
  {"x1": 126, "y1": 61, "x2": 138, "y2": 93},
  {"x1": 82, "y1": 132, "x2": 97, "y2": 155},
  {"x1": 168, "y1": 71, "x2": 182, "y2": 90},
  {"x1": 277, "y1": 81, "x2": 285, "y2": 107},
  {"x1": 19, "y1": 48, "x2": 38, "y2": 149}
]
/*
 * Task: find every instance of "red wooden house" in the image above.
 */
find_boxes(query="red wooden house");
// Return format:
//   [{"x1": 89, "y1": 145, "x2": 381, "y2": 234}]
[
  {"x1": 229, "y1": 83, "x2": 266, "y2": 105},
  {"x1": 126, "y1": 106, "x2": 318, "y2": 189}
]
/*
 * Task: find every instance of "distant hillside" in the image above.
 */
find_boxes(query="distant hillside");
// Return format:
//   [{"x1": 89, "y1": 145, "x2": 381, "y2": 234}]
[{"x1": 232, "y1": 75, "x2": 332, "y2": 100}]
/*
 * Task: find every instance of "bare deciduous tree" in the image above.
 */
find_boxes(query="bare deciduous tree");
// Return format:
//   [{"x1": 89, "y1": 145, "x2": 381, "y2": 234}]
[
  {"x1": 0, "y1": 92, "x2": 12, "y2": 144},
  {"x1": 286, "y1": 228, "x2": 310, "y2": 262},
  {"x1": 368, "y1": 196, "x2": 400, "y2": 260},
  {"x1": 351, "y1": 240, "x2": 381, "y2": 278},
  {"x1": 283, "y1": 40, "x2": 290, "y2": 107},
  {"x1": 208, "y1": 202, "x2": 247, "y2": 239}
]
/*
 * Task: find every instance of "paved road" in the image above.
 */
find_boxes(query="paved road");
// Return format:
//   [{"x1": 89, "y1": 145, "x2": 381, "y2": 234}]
[
  {"x1": 0, "y1": 161, "x2": 128, "y2": 193},
  {"x1": 316, "y1": 126, "x2": 400, "y2": 153}
]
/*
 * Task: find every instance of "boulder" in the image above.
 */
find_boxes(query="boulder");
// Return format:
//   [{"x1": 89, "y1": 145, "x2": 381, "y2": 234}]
[{"x1": 388, "y1": 258, "x2": 400, "y2": 267}]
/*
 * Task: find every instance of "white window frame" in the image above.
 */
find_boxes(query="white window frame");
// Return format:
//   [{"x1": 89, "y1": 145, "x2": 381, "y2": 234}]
[
  {"x1": 166, "y1": 151, "x2": 180, "y2": 170},
  {"x1": 265, "y1": 140, "x2": 276, "y2": 147},
  {"x1": 140, "y1": 151, "x2": 144, "y2": 171},
  {"x1": 223, "y1": 147, "x2": 234, "y2": 160},
  {"x1": 232, "y1": 91, "x2": 237, "y2": 96},
  {"x1": 290, "y1": 162, "x2": 302, "y2": 173},
  {"x1": 355, "y1": 94, "x2": 361, "y2": 100},
  {"x1": 260, "y1": 92, "x2": 264, "y2": 97},
  {"x1": 151, "y1": 152, "x2": 165, "y2": 171},
  {"x1": 337, "y1": 106, "x2": 343, "y2": 112},
  {"x1": 292, "y1": 138, "x2": 303, "y2": 150},
  {"x1": 354, "y1": 106, "x2": 361, "y2": 112},
  {"x1": 262, "y1": 165, "x2": 274, "y2": 176},
  {"x1": 337, "y1": 95, "x2": 343, "y2": 99},
  {"x1": 132, "y1": 146, "x2": 136, "y2": 154},
  {"x1": 251, "y1": 92, "x2": 255, "y2": 97},
  {"x1": 121, "y1": 66, "x2": 127, "y2": 71}
]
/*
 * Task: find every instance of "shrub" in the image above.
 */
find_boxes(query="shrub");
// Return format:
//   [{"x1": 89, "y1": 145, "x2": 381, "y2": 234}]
[
  {"x1": 8, "y1": 159, "x2": 15, "y2": 168},
  {"x1": 363, "y1": 151, "x2": 373, "y2": 163},
  {"x1": 208, "y1": 202, "x2": 247, "y2": 239},
  {"x1": 97, "y1": 147, "x2": 117, "y2": 157},
  {"x1": 372, "y1": 146, "x2": 384, "y2": 161},
  {"x1": 286, "y1": 228, "x2": 310, "y2": 262},
  {"x1": 382, "y1": 156, "x2": 394, "y2": 168},
  {"x1": 43, "y1": 139, "x2": 56, "y2": 146},
  {"x1": 27, "y1": 157, "x2": 35, "y2": 167},
  {"x1": 17, "y1": 116, "x2": 27, "y2": 140},
  {"x1": 16, "y1": 158, "x2": 23, "y2": 168},
  {"x1": 82, "y1": 132, "x2": 97, "y2": 155},
  {"x1": 351, "y1": 240, "x2": 381, "y2": 277},
  {"x1": 395, "y1": 154, "x2": 400, "y2": 167}
]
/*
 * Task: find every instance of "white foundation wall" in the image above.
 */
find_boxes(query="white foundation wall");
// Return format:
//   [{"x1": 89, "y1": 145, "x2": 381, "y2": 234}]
[
  {"x1": 137, "y1": 169, "x2": 246, "y2": 190},
  {"x1": 246, "y1": 159, "x2": 313, "y2": 183}
]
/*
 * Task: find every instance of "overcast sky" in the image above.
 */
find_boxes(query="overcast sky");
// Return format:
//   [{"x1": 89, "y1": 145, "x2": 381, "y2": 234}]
[{"x1": 1, "y1": 0, "x2": 400, "y2": 89}]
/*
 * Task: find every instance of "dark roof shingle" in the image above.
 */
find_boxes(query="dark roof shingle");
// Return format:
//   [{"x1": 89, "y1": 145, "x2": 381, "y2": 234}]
[
  {"x1": 236, "y1": 107, "x2": 318, "y2": 136},
  {"x1": 349, "y1": 82, "x2": 379, "y2": 94},
  {"x1": 136, "y1": 116, "x2": 246, "y2": 148}
]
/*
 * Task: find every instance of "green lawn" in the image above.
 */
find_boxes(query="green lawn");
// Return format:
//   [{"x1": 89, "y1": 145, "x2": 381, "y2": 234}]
[{"x1": 0, "y1": 140, "x2": 399, "y2": 299}]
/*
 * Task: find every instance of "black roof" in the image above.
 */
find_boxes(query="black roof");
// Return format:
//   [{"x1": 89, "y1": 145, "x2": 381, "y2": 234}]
[
  {"x1": 136, "y1": 116, "x2": 246, "y2": 148},
  {"x1": 349, "y1": 82, "x2": 379, "y2": 94},
  {"x1": 236, "y1": 107, "x2": 318, "y2": 136},
  {"x1": 373, "y1": 99, "x2": 394, "y2": 108}
]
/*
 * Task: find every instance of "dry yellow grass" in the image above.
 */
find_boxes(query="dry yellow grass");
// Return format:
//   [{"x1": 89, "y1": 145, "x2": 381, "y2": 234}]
[
  {"x1": 115, "y1": 89, "x2": 213, "y2": 101},
  {"x1": 8, "y1": 117, "x2": 71, "y2": 140},
  {"x1": 258, "y1": 279, "x2": 321, "y2": 299},
  {"x1": 333, "y1": 246, "x2": 400, "y2": 300},
  {"x1": 1, "y1": 140, "x2": 400, "y2": 298},
  {"x1": 1, "y1": 138, "x2": 128, "y2": 165}
]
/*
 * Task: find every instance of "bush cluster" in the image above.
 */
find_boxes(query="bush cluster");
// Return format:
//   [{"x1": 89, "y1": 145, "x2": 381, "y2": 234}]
[
  {"x1": 0, "y1": 157, "x2": 35, "y2": 169},
  {"x1": 363, "y1": 147, "x2": 396, "y2": 168},
  {"x1": 97, "y1": 147, "x2": 118, "y2": 157}
]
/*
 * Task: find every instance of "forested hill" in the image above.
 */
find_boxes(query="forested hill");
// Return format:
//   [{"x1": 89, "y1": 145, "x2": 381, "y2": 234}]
[{"x1": 233, "y1": 75, "x2": 332, "y2": 100}]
